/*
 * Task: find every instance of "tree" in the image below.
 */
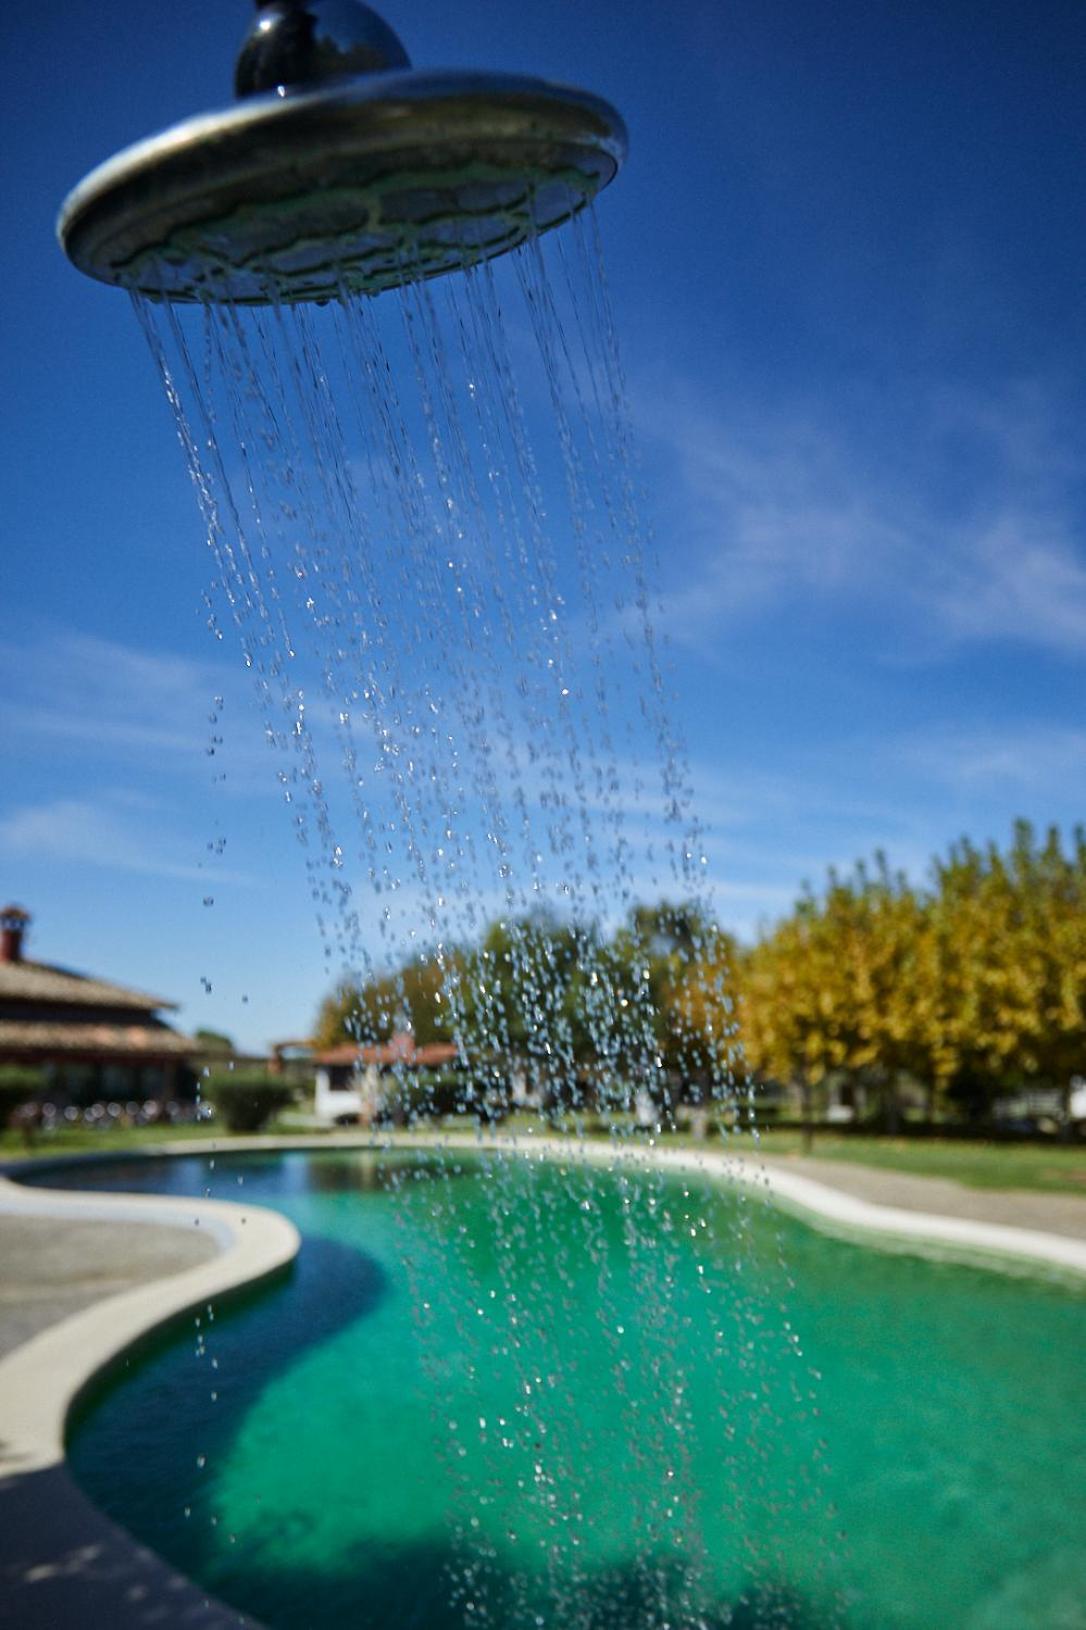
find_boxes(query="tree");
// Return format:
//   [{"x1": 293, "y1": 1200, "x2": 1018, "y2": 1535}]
[
  {"x1": 308, "y1": 826, "x2": 1086, "y2": 1137},
  {"x1": 0, "y1": 1065, "x2": 45, "y2": 1131},
  {"x1": 312, "y1": 952, "x2": 460, "y2": 1051},
  {"x1": 193, "y1": 1027, "x2": 236, "y2": 1056},
  {"x1": 700, "y1": 822, "x2": 1086, "y2": 1134},
  {"x1": 613, "y1": 902, "x2": 740, "y2": 1104}
]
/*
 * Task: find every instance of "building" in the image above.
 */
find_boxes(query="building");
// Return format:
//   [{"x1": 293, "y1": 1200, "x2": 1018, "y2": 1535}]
[
  {"x1": 268, "y1": 1037, "x2": 318, "y2": 1087},
  {"x1": 992, "y1": 1080, "x2": 1086, "y2": 1133},
  {"x1": 314, "y1": 1031, "x2": 458, "y2": 1124},
  {"x1": 0, "y1": 905, "x2": 197, "y2": 1104}
]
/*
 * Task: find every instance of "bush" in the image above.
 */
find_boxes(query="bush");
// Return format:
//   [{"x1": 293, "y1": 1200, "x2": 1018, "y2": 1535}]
[
  {"x1": 0, "y1": 1064, "x2": 46, "y2": 1129},
  {"x1": 203, "y1": 1071, "x2": 295, "y2": 1133}
]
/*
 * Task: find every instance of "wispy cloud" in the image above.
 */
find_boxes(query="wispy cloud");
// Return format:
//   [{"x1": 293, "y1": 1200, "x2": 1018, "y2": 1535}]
[
  {"x1": 634, "y1": 377, "x2": 1086, "y2": 661},
  {"x1": 0, "y1": 627, "x2": 340, "y2": 796},
  {"x1": 0, "y1": 794, "x2": 257, "y2": 885},
  {"x1": 0, "y1": 629, "x2": 231, "y2": 764},
  {"x1": 932, "y1": 519, "x2": 1086, "y2": 653},
  {"x1": 637, "y1": 406, "x2": 904, "y2": 653},
  {"x1": 900, "y1": 723, "x2": 1086, "y2": 791}
]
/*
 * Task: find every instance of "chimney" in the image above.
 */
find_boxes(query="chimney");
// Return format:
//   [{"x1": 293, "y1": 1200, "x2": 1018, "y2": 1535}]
[{"x1": 1, "y1": 905, "x2": 29, "y2": 964}]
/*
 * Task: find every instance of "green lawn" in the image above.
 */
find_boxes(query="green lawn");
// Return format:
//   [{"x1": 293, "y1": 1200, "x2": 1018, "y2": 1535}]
[
  {"x1": 0, "y1": 1120, "x2": 243, "y2": 1162},
  {"x1": 751, "y1": 1129, "x2": 1086, "y2": 1196}
]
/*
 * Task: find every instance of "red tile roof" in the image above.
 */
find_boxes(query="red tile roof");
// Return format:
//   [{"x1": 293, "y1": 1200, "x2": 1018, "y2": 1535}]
[{"x1": 314, "y1": 1032, "x2": 458, "y2": 1069}]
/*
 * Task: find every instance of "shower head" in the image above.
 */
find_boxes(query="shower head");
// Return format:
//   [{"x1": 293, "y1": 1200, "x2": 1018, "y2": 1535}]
[{"x1": 57, "y1": 1, "x2": 626, "y2": 306}]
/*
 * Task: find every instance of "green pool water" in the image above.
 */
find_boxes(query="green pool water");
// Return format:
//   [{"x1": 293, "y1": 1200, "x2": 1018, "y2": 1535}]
[{"x1": 42, "y1": 1148, "x2": 1086, "y2": 1629}]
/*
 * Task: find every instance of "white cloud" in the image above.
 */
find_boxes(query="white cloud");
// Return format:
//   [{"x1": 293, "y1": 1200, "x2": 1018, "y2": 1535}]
[
  {"x1": 0, "y1": 796, "x2": 256, "y2": 885},
  {"x1": 901, "y1": 723, "x2": 1086, "y2": 790},
  {"x1": 0, "y1": 629, "x2": 230, "y2": 762},
  {"x1": 0, "y1": 627, "x2": 348, "y2": 796},
  {"x1": 933, "y1": 519, "x2": 1086, "y2": 653},
  {"x1": 636, "y1": 406, "x2": 904, "y2": 654},
  {"x1": 634, "y1": 378, "x2": 1086, "y2": 661}
]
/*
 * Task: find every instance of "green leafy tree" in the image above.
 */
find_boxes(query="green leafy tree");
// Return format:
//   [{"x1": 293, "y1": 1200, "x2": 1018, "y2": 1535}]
[
  {"x1": 313, "y1": 953, "x2": 460, "y2": 1050},
  {"x1": 194, "y1": 1027, "x2": 236, "y2": 1056}
]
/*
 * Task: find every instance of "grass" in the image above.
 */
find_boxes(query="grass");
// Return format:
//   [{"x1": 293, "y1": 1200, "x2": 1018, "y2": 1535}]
[
  {"x1": 497, "y1": 1115, "x2": 1086, "y2": 1195},
  {"x1": 751, "y1": 1129, "x2": 1086, "y2": 1196},
  {"x1": 0, "y1": 1120, "x2": 264, "y2": 1162},
  {"x1": 3, "y1": 1117, "x2": 1085, "y2": 1196}
]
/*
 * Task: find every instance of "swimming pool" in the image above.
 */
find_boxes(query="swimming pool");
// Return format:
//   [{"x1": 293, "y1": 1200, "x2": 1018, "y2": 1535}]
[{"x1": 31, "y1": 1148, "x2": 1086, "y2": 1629}]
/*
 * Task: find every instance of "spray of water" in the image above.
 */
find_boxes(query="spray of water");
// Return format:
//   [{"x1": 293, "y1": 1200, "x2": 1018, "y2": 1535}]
[{"x1": 133, "y1": 217, "x2": 841, "y2": 1629}]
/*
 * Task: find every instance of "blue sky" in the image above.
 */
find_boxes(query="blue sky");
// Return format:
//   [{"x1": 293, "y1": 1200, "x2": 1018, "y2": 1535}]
[{"x1": 2, "y1": 0, "x2": 1085, "y2": 1052}]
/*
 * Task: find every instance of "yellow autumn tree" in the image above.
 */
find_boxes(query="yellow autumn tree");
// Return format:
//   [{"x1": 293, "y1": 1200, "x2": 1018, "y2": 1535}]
[{"x1": 687, "y1": 822, "x2": 1086, "y2": 1129}]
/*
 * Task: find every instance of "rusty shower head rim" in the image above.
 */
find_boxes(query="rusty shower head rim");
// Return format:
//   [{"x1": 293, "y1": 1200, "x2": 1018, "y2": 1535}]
[{"x1": 57, "y1": 68, "x2": 627, "y2": 306}]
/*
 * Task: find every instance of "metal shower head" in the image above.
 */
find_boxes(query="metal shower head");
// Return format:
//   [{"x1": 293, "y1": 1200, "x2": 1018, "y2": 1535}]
[{"x1": 57, "y1": 1, "x2": 626, "y2": 305}]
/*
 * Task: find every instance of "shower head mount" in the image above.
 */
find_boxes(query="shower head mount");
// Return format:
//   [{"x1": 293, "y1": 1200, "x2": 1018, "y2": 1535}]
[{"x1": 57, "y1": 1, "x2": 627, "y2": 305}]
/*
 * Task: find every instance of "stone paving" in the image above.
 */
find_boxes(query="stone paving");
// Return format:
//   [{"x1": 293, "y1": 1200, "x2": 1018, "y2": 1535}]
[{"x1": 0, "y1": 1213, "x2": 216, "y2": 1359}]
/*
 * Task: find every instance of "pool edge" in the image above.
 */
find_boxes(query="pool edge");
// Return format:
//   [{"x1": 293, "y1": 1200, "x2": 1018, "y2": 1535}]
[
  {"x1": 0, "y1": 1173, "x2": 300, "y2": 1476},
  {"x1": 0, "y1": 1173, "x2": 298, "y2": 1629},
  {"x1": 10, "y1": 1132, "x2": 1086, "y2": 1282}
]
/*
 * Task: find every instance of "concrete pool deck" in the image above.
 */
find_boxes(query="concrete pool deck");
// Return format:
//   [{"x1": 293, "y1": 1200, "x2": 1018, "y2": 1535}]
[
  {"x1": 755, "y1": 1151, "x2": 1086, "y2": 1242},
  {"x1": 0, "y1": 1133, "x2": 1083, "y2": 1628}
]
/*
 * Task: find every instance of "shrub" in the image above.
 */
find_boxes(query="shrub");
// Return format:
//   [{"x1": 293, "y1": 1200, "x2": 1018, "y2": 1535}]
[
  {"x1": 376, "y1": 1067, "x2": 510, "y2": 1125},
  {"x1": 0, "y1": 1064, "x2": 46, "y2": 1129},
  {"x1": 203, "y1": 1071, "x2": 295, "y2": 1133}
]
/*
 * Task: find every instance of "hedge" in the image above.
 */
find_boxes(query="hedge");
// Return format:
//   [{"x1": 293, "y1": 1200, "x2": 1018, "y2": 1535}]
[{"x1": 202, "y1": 1071, "x2": 295, "y2": 1133}]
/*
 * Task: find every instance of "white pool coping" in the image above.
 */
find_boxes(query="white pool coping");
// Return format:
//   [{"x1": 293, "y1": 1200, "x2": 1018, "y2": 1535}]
[
  {"x1": 0, "y1": 1173, "x2": 300, "y2": 1478},
  {"x1": 601, "y1": 1137, "x2": 1086, "y2": 1278},
  {"x1": 17, "y1": 1129, "x2": 1081, "y2": 1284},
  {"x1": 439, "y1": 1131, "x2": 1086, "y2": 1281}
]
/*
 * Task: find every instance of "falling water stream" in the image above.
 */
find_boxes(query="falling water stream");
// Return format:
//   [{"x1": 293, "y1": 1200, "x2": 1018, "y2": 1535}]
[{"x1": 123, "y1": 218, "x2": 838, "y2": 1628}]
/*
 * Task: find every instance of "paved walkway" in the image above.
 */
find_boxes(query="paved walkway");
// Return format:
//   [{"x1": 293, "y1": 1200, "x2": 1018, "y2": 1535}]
[
  {"x1": 0, "y1": 1213, "x2": 217, "y2": 1359},
  {"x1": 756, "y1": 1153, "x2": 1086, "y2": 1242}
]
